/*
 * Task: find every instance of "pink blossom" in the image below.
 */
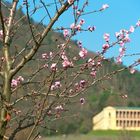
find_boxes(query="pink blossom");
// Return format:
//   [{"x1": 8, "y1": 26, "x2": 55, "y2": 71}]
[
  {"x1": 17, "y1": 76, "x2": 24, "y2": 82},
  {"x1": 123, "y1": 34, "x2": 130, "y2": 43},
  {"x1": 75, "y1": 24, "x2": 81, "y2": 31},
  {"x1": 63, "y1": 29, "x2": 69, "y2": 38},
  {"x1": 129, "y1": 26, "x2": 134, "y2": 33},
  {"x1": 74, "y1": 82, "x2": 79, "y2": 88},
  {"x1": 115, "y1": 32, "x2": 120, "y2": 38},
  {"x1": 43, "y1": 64, "x2": 48, "y2": 68},
  {"x1": 136, "y1": 20, "x2": 140, "y2": 26},
  {"x1": 69, "y1": 89, "x2": 73, "y2": 93},
  {"x1": 88, "y1": 26, "x2": 96, "y2": 32},
  {"x1": 54, "y1": 81, "x2": 61, "y2": 88},
  {"x1": 101, "y1": 4, "x2": 109, "y2": 10},
  {"x1": 129, "y1": 68, "x2": 136, "y2": 74},
  {"x1": 55, "y1": 105, "x2": 64, "y2": 111},
  {"x1": 11, "y1": 76, "x2": 24, "y2": 88},
  {"x1": 97, "y1": 61, "x2": 102, "y2": 66},
  {"x1": 124, "y1": 94, "x2": 128, "y2": 98},
  {"x1": 77, "y1": 41, "x2": 82, "y2": 48},
  {"x1": 70, "y1": 23, "x2": 75, "y2": 29},
  {"x1": 0, "y1": 30, "x2": 3, "y2": 38},
  {"x1": 1, "y1": 57, "x2": 5, "y2": 62},
  {"x1": 79, "y1": 80, "x2": 86, "y2": 87},
  {"x1": 12, "y1": 108, "x2": 21, "y2": 115},
  {"x1": 90, "y1": 70, "x2": 96, "y2": 77},
  {"x1": 119, "y1": 41, "x2": 125, "y2": 47},
  {"x1": 119, "y1": 47, "x2": 125, "y2": 57},
  {"x1": 38, "y1": 135, "x2": 42, "y2": 139},
  {"x1": 61, "y1": 51, "x2": 67, "y2": 60},
  {"x1": 122, "y1": 94, "x2": 128, "y2": 99},
  {"x1": 50, "y1": 63, "x2": 57, "y2": 71},
  {"x1": 116, "y1": 29, "x2": 130, "y2": 45},
  {"x1": 67, "y1": 0, "x2": 74, "y2": 4},
  {"x1": 62, "y1": 60, "x2": 73, "y2": 68},
  {"x1": 120, "y1": 34, "x2": 125, "y2": 40},
  {"x1": 103, "y1": 33, "x2": 110, "y2": 42},
  {"x1": 102, "y1": 44, "x2": 109, "y2": 51},
  {"x1": 115, "y1": 30, "x2": 125, "y2": 39},
  {"x1": 61, "y1": 54, "x2": 68, "y2": 60},
  {"x1": 47, "y1": 110, "x2": 52, "y2": 116},
  {"x1": 51, "y1": 85, "x2": 55, "y2": 91},
  {"x1": 88, "y1": 58, "x2": 92, "y2": 63},
  {"x1": 88, "y1": 58, "x2": 95, "y2": 66},
  {"x1": 51, "y1": 81, "x2": 61, "y2": 91},
  {"x1": 11, "y1": 79, "x2": 18, "y2": 88},
  {"x1": 120, "y1": 29, "x2": 128, "y2": 34},
  {"x1": 76, "y1": 10, "x2": 81, "y2": 15},
  {"x1": 42, "y1": 53, "x2": 48, "y2": 59},
  {"x1": 79, "y1": 48, "x2": 88, "y2": 59},
  {"x1": 49, "y1": 52, "x2": 53, "y2": 58},
  {"x1": 116, "y1": 56, "x2": 122, "y2": 64},
  {"x1": 80, "y1": 98, "x2": 85, "y2": 105},
  {"x1": 79, "y1": 19, "x2": 85, "y2": 25}
]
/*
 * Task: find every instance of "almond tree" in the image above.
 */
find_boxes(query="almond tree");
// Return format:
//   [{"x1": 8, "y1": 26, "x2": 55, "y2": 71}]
[{"x1": 0, "y1": 0, "x2": 140, "y2": 139}]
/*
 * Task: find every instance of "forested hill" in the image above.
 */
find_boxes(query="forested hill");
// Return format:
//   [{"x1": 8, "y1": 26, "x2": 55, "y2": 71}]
[{"x1": 1, "y1": 1, "x2": 140, "y2": 135}]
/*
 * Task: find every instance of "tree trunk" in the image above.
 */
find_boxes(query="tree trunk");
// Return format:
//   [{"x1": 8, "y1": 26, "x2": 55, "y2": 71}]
[
  {"x1": 0, "y1": 110, "x2": 8, "y2": 140},
  {"x1": 0, "y1": 73, "x2": 12, "y2": 140}
]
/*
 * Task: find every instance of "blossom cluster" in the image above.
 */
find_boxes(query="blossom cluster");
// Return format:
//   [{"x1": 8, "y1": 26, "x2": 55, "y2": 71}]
[
  {"x1": 42, "y1": 51, "x2": 53, "y2": 60},
  {"x1": 88, "y1": 57, "x2": 103, "y2": 78},
  {"x1": 11, "y1": 76, "x2": 24, "y2": 88},
  {"x1": 55, "y1": 105, "x2": 64, "y2": 118},
  {"x1": 115, "y1": 26, "x2": 135, "y2": 64},
  {"x1": 51, "y1": 81, "x2": 62, "y2": 91},
  {"x1": 55, "y1": 105, "x2": 64, "y2": 112},
  {"x1": 79, "y1": 48, "x2": 88, "y2": 59},
  {"x1": 74, "y1": 80, "x2": 86, "y2": 92},
  {"x1": 116, "y1": 29, "x2": 131, "y2": 47},
  {"x1": 62, "y1": 18, "x2": 95, "y2": 39},
  {"x1": 61, "y1": 51, "x2": 73, "y2": 69}
]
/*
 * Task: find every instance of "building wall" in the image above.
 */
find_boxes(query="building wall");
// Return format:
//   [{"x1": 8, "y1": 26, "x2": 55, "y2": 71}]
[
  {"x1": 93, "y1": 106, "x2": 140, "y2": 130},
  {"x1": 103, "y1": 106, "x2": 116, "y2": 129},
  {"x1": 115, "y1": 109, "x2": 140, "y2": 130},
  {"x1": 93, "y1": 106, "x2": 116, "y2": 130},
  {"x1": 93, "y1": 111, "x2": 105, "y2": 130}
]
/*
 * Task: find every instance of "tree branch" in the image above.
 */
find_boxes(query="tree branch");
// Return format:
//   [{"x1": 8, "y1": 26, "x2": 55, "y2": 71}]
[{"x1": 11, "y1": 1, "x2": 71, "y2": 76}]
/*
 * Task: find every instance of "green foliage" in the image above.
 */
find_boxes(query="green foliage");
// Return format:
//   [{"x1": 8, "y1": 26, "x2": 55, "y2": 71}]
[
  {"x1": 128, "y1": 101, "x2": 136, "y2": 107},
  {"x1": 79, "y1": 120, "x2": 91, "y2": 134},
  {"x1": 98, "y1": 91, "x2": 110, "y2": 111}
]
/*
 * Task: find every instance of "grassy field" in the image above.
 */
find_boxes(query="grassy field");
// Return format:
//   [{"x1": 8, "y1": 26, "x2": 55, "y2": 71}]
[
  {"x1": 41, "y1": 130, "x2": 140, "y2": 140},
  {"x1": 89, "y1": 130, "x2": 140, "y2": 137}
]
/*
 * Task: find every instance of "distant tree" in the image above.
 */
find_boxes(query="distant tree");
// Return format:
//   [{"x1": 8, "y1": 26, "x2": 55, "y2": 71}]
[
  {"x1": 98, "y1": 91, "x2": 110, "y2": 111},
  {"x1": 0, "y1": 0, "x2": 140, "y2": 139},
  {"x1": 128, "y1": 101, "x2": 136, "y2": 107}
]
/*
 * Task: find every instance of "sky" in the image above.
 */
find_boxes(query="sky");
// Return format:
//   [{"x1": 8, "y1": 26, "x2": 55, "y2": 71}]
[{"x1": 6, "y1": 0, "x2": 140, "y2": 69}]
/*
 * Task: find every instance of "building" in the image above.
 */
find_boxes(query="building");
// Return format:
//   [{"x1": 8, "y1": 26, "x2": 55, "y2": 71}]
[{"x1": 93, "y1": 106, "x2": 140, "y2": 130}]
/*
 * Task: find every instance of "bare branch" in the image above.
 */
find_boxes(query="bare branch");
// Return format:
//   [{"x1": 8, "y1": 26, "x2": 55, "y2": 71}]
[
  {"x1": 0, "y1": 0, "x2": 6, "y2": 42},
  {"x1": 40, "y1": 0, "x2": 52, "y2": 20},
  {"x1": 11, "y1": 1, "x2": 71, "y2": 76}
]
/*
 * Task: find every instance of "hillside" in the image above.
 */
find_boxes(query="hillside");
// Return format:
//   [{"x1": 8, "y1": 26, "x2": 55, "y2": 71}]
[{"x1": 1, "y1": 1, "x2": 140, "y2": 136}]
